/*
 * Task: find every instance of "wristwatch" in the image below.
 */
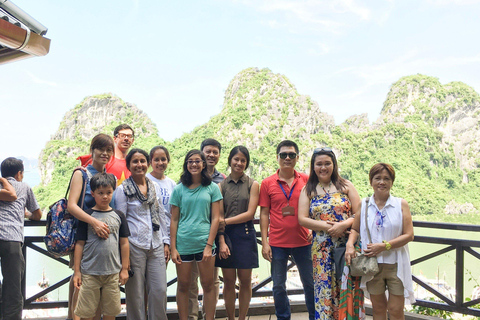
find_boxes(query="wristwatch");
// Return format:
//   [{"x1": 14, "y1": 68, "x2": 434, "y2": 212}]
[{"x1": 382, "y1": 240, "x2": 392, "y2": 250}]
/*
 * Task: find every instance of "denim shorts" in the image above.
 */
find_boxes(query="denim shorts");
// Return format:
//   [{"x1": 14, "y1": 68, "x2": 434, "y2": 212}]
[{"x1": 180, "y1": 248, "x2": 217, "y2": 262}]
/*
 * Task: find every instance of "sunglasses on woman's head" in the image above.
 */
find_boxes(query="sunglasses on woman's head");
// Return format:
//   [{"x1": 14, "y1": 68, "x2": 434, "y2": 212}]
[
  {"x1": 313, "y1": 147, "x2": 336, "y2": 160},
  {"x1": 313, "y1": 147, "x2": 333, "y2": 154},
  {"x1": 278, "y1": 152, "x2": 297, "y2": 159}
]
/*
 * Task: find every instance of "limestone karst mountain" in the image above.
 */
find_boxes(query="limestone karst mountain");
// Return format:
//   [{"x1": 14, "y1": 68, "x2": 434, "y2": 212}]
[
  {"x1": 377, "y1": 75, "x2": 480, "y2": 175},
  {"x1": 35, "y1": 94, "x2": 164, "y2": 206},
  {"x1": 165, "y1": 67, "x2": 335, "y2": 181},
  {"x1": 34, "y1": 69, "x2": 480, "y2": 217}
]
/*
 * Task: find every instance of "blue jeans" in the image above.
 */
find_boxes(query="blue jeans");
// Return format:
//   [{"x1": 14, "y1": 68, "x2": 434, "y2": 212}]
[{"x1": 271, "y1": 245, "x2": 314, "y2": 320}]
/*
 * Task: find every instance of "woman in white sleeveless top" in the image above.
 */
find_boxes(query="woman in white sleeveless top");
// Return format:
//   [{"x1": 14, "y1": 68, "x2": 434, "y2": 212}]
[{"x1": 345, "y1": 163, "x2": 415, "y2": 320}]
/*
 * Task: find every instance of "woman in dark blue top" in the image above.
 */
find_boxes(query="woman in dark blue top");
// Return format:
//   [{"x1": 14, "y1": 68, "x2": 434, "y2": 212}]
[{"x1": 67, "y1": 133, "x2": 115, "y2": 320}]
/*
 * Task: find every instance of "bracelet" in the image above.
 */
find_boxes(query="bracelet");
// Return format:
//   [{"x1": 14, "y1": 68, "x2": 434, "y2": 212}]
[
  {"x1": 224, "y1": 218, "x2": 227, "y2": 226},
  {"x1": 382, "y1": 240, "x2": 392, "y2": 250},
  {"x1": 206, "y1": 243, "x2": 213, "y2": 247}
]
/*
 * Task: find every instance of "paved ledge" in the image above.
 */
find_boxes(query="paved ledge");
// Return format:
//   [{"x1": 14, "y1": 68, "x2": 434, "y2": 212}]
[{"x1": 31, "y1": 302, "x2": 442, "y2": 319}]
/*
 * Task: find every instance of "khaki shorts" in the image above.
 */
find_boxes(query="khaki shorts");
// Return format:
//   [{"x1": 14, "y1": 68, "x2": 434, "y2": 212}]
[
  {"x1": 75, "y1": 273, "x2": 121, "y2": 318},
  {"x1": 366, "y1": 263, "x2": 404, "y2": 296}
]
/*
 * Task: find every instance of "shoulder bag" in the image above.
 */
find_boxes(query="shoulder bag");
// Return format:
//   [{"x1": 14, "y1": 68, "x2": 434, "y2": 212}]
[{"x1": 350, "y1": 198, "x2": 380, "y2": 277}]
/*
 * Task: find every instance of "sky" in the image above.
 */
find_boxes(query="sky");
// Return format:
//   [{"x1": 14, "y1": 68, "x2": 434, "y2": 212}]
[{"x1": 1, "y1": 0, "x2": 480, "y2": 160}]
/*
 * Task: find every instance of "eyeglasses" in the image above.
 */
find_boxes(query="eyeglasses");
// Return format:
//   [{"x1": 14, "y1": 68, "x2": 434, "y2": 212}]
[
  {"x1": 278, "y1": 152, "x2": 297, "y2": 159},
  {"x1": 116, "y1": 133, "x2": 134, "y2": 140},
  {"x1": 187, "y1": 160, "x2": 204, "y2": 166}
]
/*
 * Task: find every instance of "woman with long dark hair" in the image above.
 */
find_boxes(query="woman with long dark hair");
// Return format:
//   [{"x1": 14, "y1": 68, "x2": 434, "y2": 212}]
[
  {"x1": 298, "y1": 147, "x2": 363, "y2": 319},
  {"x1": 115, "y1": 148, "x2": 170, "y2": 320},
  {"x1": 147, "y1": 145, "x2": 176, "y2": 263},
  {"x1": 170, "y1": 149, "x2": 222, "y2": 320},
  {"x1": 216, "y1": 146, "x2": 259, "y2": 320}
]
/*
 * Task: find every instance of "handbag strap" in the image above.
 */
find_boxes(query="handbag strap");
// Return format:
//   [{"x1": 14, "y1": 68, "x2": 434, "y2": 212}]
[
  {"x1": 65, "y1": 168, "x2": 88, "y2": 209},
  {"x1": 364, "y1": 198, "x2": 373, "y2": 244}
]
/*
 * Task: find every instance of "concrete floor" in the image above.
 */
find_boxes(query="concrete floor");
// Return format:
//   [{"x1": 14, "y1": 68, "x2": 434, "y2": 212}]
[{"x1": 216, "y1": 313, "x2": 373, "y2": 319}]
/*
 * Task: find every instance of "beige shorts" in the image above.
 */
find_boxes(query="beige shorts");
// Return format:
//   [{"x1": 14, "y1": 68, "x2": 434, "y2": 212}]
[
  {"x1": 366, "y1": 263, "x2": 404, "y2": 296},
  {"x1": 75, "y1": 273, "x2": 121, "y2": 318}
]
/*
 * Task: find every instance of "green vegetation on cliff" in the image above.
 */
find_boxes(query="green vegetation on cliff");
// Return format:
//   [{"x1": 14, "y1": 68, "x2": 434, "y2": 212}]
[
  {"x1": 35, "y1": 72, "x2": 480, "y2": 223},
  {"x1": 34, "y1": 95, "x2": 164, "y2": 208}
]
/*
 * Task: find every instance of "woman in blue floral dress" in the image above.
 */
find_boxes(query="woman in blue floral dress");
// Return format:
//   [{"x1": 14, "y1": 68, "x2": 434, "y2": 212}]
[{"x1": 299, "y1": 147, "x2": 363, "y2": 319}]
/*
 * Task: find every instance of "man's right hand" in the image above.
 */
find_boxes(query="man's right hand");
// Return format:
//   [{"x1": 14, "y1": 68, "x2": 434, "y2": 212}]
[{"x1": 262, "y1": 243, "x2": 272, "y2": 262}]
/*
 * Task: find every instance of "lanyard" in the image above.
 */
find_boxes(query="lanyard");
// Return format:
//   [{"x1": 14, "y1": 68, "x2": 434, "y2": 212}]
[{"x1": 278, "y1": 182, "x2": 295, "y2": 205}]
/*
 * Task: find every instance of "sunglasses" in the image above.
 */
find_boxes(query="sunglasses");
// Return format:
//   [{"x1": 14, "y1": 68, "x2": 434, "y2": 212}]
[
  {"x1": 278, "y1": 152, "x2": 297, "y2": 159},
  {"x1": 313, "y1": 147, "x2": 333, "y2": 154},
  {"x1": 313, "y1": 147, "x2": 336, "y2": 158}
]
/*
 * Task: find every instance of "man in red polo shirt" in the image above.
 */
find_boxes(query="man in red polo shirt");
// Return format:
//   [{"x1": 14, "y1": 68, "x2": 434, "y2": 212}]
[
  {"x1": 77, "y1": 124, "x2": 134, "y2": 186},
  {"x1": 259, "y1": 140, "x2": 314, "y2": 320}
]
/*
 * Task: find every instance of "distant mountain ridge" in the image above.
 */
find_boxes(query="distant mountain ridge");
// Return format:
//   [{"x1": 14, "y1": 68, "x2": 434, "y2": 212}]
[{"x1": 34, "y1": 68, "x2": 480, "y2": 217}]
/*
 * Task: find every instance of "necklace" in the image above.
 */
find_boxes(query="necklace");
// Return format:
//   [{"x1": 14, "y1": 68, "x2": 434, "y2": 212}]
[{"x1": 320, "y1": 181, "x2": 332, "y2": 195}]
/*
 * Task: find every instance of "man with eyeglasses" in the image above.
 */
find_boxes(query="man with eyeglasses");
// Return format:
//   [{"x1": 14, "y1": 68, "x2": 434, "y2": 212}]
[
  {"x1": 77, "y1": 124, "x2": 134, "y2": 186},
  {"x1": 258, "y1": 140, "x2": 315, "y2": 320},
  {"x1": 187, "y1": 138, "x2": 226, "y2": 320}
]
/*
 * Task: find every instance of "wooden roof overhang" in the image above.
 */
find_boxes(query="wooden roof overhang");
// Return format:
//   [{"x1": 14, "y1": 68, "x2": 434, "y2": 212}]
[{"x1": 0, "y1": 3, "x2": 50, "y2": 65}]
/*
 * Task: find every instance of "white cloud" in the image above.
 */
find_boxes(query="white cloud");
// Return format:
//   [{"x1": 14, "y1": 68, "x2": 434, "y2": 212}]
[
  {"x1": 233, "y1": 0, "x2": 392, "y2": 34},
  {"x1": 331, "y1": 0, "x2": 371, "y2": 20},
  {"x1": 307, "y1": 42, "x2": 331, "y2": 55},
  {"x1": 335, "y1": 51, "x2": 480, "y2": 95},
  {"x1": 266, "y1": 19, "x2": 280, "y2": 28},
  {"x1": 26, "y1": 72, "x2": 58, "y2": 87},
  {"x1": 425, "y1": 0, "x2": 480, "y2": 5}
]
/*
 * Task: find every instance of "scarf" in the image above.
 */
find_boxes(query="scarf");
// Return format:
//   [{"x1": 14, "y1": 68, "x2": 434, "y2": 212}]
[
  {"x1": 374, "y1": 208, "x2": 386, "y2": 232},
  {"x1": 122, "y1": 176, "x2": 161, "y2": 231}
]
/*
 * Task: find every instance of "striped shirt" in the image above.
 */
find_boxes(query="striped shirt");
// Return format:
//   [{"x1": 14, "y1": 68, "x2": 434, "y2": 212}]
[{"x1": 0, "y1": 177, "x2": 39, "y2": 242}]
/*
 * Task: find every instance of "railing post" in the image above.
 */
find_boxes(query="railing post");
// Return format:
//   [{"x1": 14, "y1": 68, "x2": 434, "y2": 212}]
[
  {"x1": 22, "y1": 241, "x2": 27, "y2": 308},
  {"x1": 455, "y1": 243, "x2": 464, "y2": 307}
]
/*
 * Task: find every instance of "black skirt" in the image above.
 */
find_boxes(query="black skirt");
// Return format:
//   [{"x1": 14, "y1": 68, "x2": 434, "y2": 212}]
[{"x1": 215, "y1": 220, "x2": 259, "y2": 269}]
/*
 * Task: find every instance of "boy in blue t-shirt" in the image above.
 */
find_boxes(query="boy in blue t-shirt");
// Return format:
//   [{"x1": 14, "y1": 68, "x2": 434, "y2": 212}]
[{"x1": 73, "y1": 173, "x2": 130, "y2": 320}]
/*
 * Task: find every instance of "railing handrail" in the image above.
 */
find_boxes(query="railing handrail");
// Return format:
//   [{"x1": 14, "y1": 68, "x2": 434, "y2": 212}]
[
  {"x1": 413, "y1": 220, "x2": 480, "y2": 232},
  {"x1": 16, "y1": 218, "x2": 480, "y2": 317},
  {"x1": 27, "y1": 218, "x2": 480, "y2": 231}
]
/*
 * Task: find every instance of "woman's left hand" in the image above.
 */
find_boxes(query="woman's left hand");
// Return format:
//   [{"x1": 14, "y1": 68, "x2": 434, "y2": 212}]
[
  {"x1": 164, "y1": 244, "x2": 171, "y2": 264},
  {"x1": 202, "y1": 245, "x2": 213, "y2": 262},
  {"x1": 364, "y1": 242, "x2": 386, "y2": 257},
  {"x1": 326, "y1": 221, "x2": 349, "y2": 238}
]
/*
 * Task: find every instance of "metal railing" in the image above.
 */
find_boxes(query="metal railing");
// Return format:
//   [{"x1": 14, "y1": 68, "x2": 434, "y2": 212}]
[
  {"x1": 411, "y1": 221, "x2": 480, "y2": 317},
  {"x1": 8, "y1": 219, "x2": 480, "y2": 317}
]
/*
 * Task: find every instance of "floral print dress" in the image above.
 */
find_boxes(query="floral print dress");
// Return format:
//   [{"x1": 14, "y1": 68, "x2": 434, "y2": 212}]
[{"x1": 310, "y1": 192, "x2": 364, "y2": 320}]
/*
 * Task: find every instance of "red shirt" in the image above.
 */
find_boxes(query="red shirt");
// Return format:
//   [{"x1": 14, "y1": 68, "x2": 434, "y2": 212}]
[
  {"x1": 258, "y1": 169, "x2": 310, "y2": 248},
  {"x1": 77, "y1": 155, "x2": 130, "y2": 186}
]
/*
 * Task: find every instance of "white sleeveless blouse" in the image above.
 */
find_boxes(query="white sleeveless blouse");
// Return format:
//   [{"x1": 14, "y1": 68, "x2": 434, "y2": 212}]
[{"x1": 358, "y1": 195, "x2": 415, "y2": 304}]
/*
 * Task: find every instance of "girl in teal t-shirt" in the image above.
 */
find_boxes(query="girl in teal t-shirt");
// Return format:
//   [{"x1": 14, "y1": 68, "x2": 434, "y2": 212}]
[{"x1": 170, "y1": 149, "x2": 222, "y2": 320}]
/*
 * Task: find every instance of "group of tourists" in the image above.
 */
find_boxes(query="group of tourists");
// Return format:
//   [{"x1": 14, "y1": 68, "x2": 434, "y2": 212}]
[{"x1": 0, "y1": 123, "x2": 415, "y2": 320}]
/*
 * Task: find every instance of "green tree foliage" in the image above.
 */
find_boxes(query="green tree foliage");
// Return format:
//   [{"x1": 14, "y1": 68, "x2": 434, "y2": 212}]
[{"x1": 35, "y1": 72, "x2": 480, "y2": 224}]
